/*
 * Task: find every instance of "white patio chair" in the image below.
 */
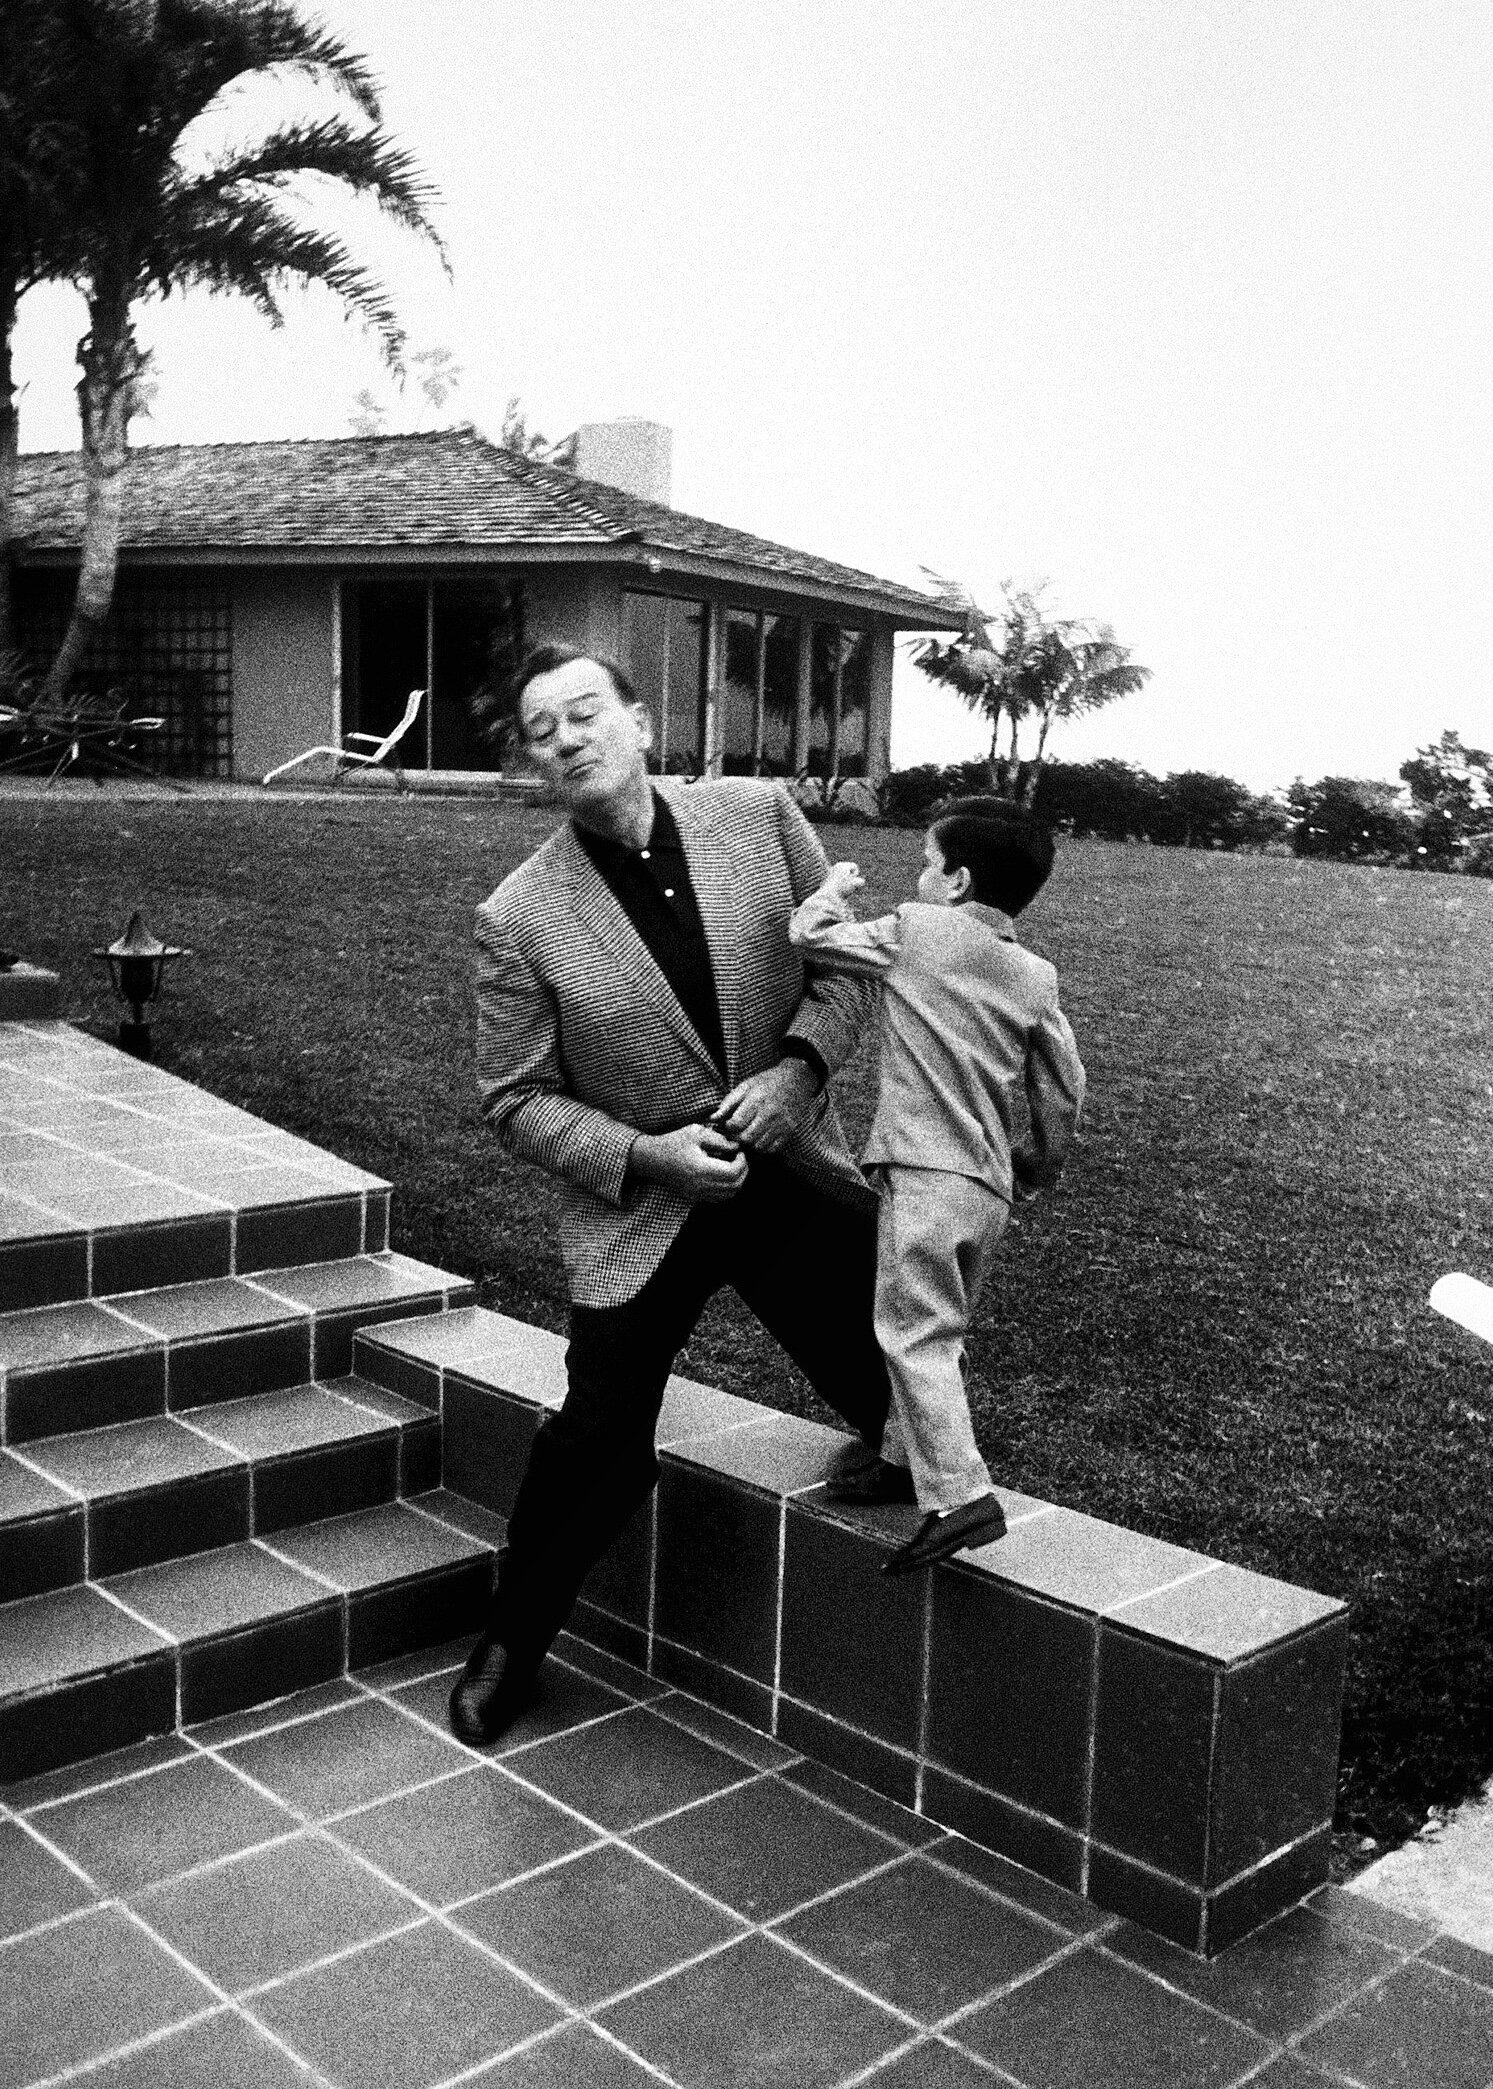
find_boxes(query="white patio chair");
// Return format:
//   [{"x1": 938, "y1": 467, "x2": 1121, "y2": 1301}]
[{"x1": 262, "y1": 687, "x2": 425, "y2": 789}]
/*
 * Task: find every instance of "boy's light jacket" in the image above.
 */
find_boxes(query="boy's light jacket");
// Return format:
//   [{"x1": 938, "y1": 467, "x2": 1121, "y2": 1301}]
[
  {"x1": 788, "y1": 890, "x2": 1086, "y2": 1201},
  {"x1": 475, "y1": 779, "x2": 875, "y2": 1308}
]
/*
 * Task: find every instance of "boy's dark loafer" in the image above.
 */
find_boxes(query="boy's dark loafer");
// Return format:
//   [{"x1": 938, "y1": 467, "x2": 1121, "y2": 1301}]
[
  {"x1": 882, "y1": 1494, "x2": 1007, "y2": 1575},
  {"x1": 449, "y1": 1633, "x2": 540, "y2": 1745},
  {"x1": 824, "y1": 1458, "x2": 917, "y2": 1506}
]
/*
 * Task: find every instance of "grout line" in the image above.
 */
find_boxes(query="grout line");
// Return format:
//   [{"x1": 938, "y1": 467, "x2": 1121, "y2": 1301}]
[
  {"x1": 1078, "y1": 1615, "x2": 1100, "y2": 1896},
  {"x1": 773, "y1": 1684, "x2": 920, "y2": 1776},
  {"x1": 1199, "y1": 1665, "x2": 1224, "y2": 1953},
  {"x1": 646, "y1": 1484, "x2": 658, "y2": 1673},
  {"x1": 4, "y1": 1440, "x2": 89, "y2": 1500},
  {"x1": 932, "y1": 1930, "x2": 1095, "y2": 2034},
  {"x1": 119, "y1": 1901, "x2": 344, "y2": 2089},
  {"x1": 770, "y1": 1496, "x2": 786, "y2": 1738},
  {"x1": 88, "y1": 1577, "x2": 178, "y2": 1648},
  {"x1": 18, "y1": 1742, "x2": 197, "y2": 1819},
  {"x1": 914, "y1": 1570, "x2": 934, "y2": 1813},
  {"x1": 0, "y1": 1896, "x2": 115, "y2": 1958},
  {"x1": 438, "y1": 2016, "x2": 689, "y2": 2089},
  {"x1": 20, "y1": 2004, "x2": 232, "y2": 2089},
  {"x1": 1105, "y1": 1560, "x2": 1221, "y2": 1616},
  {"x1": 226, "y1": 1909, "x2": 431, "y2": 2002},
  {"x1": 250, "y1": 1534, "x2": 347, "y2": 1599}
]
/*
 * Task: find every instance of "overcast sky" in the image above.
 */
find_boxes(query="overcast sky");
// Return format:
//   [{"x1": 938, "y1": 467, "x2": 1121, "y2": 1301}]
[{"x1": 14, "y1": 0, "x2": 1493, "y2": 788}]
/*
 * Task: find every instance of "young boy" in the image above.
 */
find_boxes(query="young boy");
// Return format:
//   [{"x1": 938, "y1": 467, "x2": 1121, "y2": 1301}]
[{"x1": 787, "y1": 798, "x2": 1085, "y2": 1575}]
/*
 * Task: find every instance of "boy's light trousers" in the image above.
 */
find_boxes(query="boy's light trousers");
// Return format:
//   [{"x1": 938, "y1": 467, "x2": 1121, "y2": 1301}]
[{"x1": 873, "y1": 1164, "x2": 1007, "y2": 1514}]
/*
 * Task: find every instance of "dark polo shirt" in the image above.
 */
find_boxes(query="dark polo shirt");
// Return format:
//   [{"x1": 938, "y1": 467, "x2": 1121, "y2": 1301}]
[
  {"x1": 576, "y1": 790, "x2": 826, "y2": 1092},
  {"x1": 575, "y1": 792, "x2": 728, "y2": 1079}
]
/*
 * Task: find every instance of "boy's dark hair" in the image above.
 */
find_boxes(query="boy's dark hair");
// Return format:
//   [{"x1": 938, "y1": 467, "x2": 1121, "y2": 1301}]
[
  {"x1": 509, "y1": 644, "x2": 642, "y2": 733},
  {"x1": 930, "y1": 796, "x2": 1055, "y2": 915}
]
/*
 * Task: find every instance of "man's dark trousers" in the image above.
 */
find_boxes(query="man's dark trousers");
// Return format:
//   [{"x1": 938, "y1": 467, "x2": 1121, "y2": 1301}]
[{"x1": 488, "y1": 1157, "x2": 890, "y2": 1672}]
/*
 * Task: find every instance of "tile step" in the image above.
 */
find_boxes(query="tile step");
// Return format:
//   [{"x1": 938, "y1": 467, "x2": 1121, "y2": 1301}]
[
  {"x1": 0, "y1": 1376, "x2": 443, "y2": 1596},
  {"x1": 0, "y1": 1023, "x2": 395, "y2": 1309},
  {"x1": 0, "y1": 1255, "x2": 471, "y2": 1444},
  {"x1": 0, "y1": 1496, "x2": 495, "y2": 1784}
]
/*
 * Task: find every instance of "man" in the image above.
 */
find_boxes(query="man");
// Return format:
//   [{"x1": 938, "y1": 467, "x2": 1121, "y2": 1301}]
[{"x1": 451, "y1": 644, "x2": 898, "y2": 1743}]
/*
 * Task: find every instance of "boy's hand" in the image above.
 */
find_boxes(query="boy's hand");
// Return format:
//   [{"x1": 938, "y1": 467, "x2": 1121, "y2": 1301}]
[
  {"x1": 630, "y1": 1125, "x2": 748, "y2": 1202},
  {"x1": 822, "y1": 861, "x2": 864, "y2": 902}
]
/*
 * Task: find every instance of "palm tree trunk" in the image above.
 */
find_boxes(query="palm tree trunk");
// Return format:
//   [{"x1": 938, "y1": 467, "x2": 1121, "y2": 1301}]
[
  {"x1": 41, "y1": 299, "x2": 148, "y2": 705},
  {"x1": 1020, "y1": 702, "x2": 1056, "y2": 806},
  {"x1": 0, "y1": 269, "x2": 20, "y2": 670}
]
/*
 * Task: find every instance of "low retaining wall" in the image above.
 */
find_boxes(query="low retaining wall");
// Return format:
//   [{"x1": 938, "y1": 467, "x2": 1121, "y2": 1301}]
[{"x1": 355, "y1": 1305, "x2": 1348, "y2": 1957}]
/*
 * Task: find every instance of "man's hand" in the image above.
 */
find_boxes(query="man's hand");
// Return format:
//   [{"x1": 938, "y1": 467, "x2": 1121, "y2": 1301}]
[
  {"x1": 710, "y1": 1059, "x2": 818, "y2": 1155},
  {"x1": 629, "y1": 1124, "x2": 749, "y2": 1202},
  {"x1": 822, "y1": 861, "x2": 865, "y2": 903}
]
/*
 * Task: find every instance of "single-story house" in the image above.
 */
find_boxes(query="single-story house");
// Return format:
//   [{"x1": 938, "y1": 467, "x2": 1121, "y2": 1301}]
[{"x1": 8, "y1": 419, "x2": 957, "y2": 784}]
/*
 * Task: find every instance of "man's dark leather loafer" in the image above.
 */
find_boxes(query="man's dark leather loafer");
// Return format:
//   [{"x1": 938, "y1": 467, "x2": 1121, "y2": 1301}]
[
  {"x1": 449, "y1": 1634, "x2": 539, "y2": 1745},
  {"x1": 882, "y1": 1494, "x2": 1007, "y2": 1575},
  {"x1": 824, "y1": 1458, "x2": 917, "y2": 1506}
]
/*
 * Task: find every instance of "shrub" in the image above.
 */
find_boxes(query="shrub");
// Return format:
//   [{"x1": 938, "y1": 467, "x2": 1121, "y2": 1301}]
[
  {"x1": 1030, "y1": 758, "x2": 1160, "y2": 841},
  {"x1": 1286, "y1": 776, "x2": 1417, "y2": 863},
  {"x1": 876, "y1": 760, "x2": 992, "y2": 826}
]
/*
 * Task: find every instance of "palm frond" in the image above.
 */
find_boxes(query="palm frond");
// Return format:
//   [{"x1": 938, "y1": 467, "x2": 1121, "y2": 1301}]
[
  {"x1": 170, "y1": 117, "x2": 445, "y2": 260},
  {"x1": 147, "y1": 193, "x2": 405, "y2": 360},
  {"x1": 159, "y1": 0, "x2": 384, "y2": 123}
]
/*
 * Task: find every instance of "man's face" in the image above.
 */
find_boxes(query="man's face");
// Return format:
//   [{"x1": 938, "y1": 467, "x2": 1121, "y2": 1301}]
[{"x1": 518, "y1": 657, "x2": 651, "y2": 816}]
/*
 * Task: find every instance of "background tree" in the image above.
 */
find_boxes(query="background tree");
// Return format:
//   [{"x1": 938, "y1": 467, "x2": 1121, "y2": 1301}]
[
  {"x1": 913, "y1": 579, "x2": 1150, "y2": 804},
  {"x1": 496, "y1": 395, "x2": 574, "y2": 464},
  {"x1": 35, "y1": 0, "x2": 444, "y2": 704},
  {"x1": 347, "y1": 343, "x2": 462, "y2": 436},
  {"x1": 1399, "y1": 729, "x2": 1493, "y2": 866},
  {"x1": 1286, "y1": 775, "x2": 1416, "y2": 862}
]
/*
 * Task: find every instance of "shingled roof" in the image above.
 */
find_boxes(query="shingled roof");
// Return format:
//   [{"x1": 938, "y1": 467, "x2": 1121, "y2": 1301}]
[{"x1": 11, "y1": 426, "x2": 957, "y2": 625}]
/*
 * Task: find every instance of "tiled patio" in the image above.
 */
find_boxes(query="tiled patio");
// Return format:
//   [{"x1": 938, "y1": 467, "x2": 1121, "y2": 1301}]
[
  {"x1": 5, "y1": 1627, "x2": 1493, "y2": 2089},
  {"x1": 5, "y1": 1015, "x2": 1493, "y2": 2085}
]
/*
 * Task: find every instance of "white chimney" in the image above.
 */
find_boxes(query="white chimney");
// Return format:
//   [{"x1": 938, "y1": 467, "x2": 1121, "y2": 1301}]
[{"x1": 573, "y1": 419, "x2": 672, "y2": 506}]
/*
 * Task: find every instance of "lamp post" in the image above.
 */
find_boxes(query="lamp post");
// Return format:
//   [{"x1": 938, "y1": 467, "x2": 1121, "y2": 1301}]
[{"x1": 92, "y1": 911, "x2": 190, "y2": 1059}]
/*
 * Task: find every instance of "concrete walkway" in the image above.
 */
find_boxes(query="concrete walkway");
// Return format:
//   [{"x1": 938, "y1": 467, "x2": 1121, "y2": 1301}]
[{"x1": 1349, "y1": 1789, "x2": 1493, "y2": 1953}]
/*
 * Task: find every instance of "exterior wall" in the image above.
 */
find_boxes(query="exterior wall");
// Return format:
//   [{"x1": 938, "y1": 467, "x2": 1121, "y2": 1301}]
[
  {"x1": 866, "y1": 622, "x2": 895, "y2": 781},
  {"x1": 231, "y1": 572, "x2": 337, "y2": 781},
  {"x1": 222, "y1": 560, "x2": 904, "y2": 784}
]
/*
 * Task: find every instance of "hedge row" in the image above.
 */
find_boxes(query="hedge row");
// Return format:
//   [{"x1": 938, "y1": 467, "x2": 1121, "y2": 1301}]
[{"x1": 802, "y1": 759, "x2": 1492, "y2": 874}]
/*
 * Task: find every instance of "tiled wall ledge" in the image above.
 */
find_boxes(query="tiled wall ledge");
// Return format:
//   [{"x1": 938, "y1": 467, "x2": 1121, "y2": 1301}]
[
  {"x1": 0, "y1": 974, "x2": 60, "y2": 1022},
  {"x1": 355, "y1": 1306, "x2": 1349, "y2": 1958}
]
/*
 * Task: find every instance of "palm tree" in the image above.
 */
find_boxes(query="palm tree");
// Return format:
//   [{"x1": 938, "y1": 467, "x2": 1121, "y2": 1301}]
[
  {"x1": 914, "y1": 580, "x2": 1150, "y2": 805},
  {"x1": 37, "y1": 0, "x2": 443, "y2": 703},
  {"x1": 0, "y1": 2, "x2": 94, "y2": 668}
]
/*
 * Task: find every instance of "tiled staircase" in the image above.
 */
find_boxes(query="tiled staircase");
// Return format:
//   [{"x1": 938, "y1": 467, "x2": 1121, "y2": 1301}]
[{"x1": 0, "y1": 1022, "x2": 493, "y2": 1783}]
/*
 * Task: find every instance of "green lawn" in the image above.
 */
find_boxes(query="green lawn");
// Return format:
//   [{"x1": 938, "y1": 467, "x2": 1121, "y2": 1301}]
[{"x1": 4, "y1": 789, "x2": 1491, "y2": 1850}]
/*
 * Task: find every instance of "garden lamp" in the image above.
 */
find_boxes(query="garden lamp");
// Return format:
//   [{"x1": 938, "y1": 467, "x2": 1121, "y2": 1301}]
[{"x1": 92, "y1": 910, "x2": 190, "y2": 1059}]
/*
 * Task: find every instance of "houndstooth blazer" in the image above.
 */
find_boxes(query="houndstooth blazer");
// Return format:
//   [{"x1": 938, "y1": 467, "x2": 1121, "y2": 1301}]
[{"x1": 475, "y1": 777, "x2": 877, "y2": 1308}]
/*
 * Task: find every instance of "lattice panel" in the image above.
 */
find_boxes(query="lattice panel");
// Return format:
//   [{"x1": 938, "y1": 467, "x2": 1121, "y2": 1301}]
[{"x1": 14, "y1": 570, "x2": 233, "y2": 779}]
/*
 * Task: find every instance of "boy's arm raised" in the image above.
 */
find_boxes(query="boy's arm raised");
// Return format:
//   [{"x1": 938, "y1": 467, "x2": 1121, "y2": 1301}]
[{"x1": 788, "y1": 869, "x2": 902, "y2": 978}]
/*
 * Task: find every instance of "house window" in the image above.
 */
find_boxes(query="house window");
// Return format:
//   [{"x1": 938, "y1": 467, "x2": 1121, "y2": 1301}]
[
  {"x1": 806, "y1": 622, "x2": 870, "y2": 778},
  {"x1": 340, "y1": 575, "x2": 526, "y2": 770},
  {"x1": 343, "y1": 580, "x2": 427, "y2": 751},
  {"x1": 621, "y1": 590, "x2": 707, "y2": 772},
  {"x1": 720, "y1": 609, "x2": 801, "y2": 775}
]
